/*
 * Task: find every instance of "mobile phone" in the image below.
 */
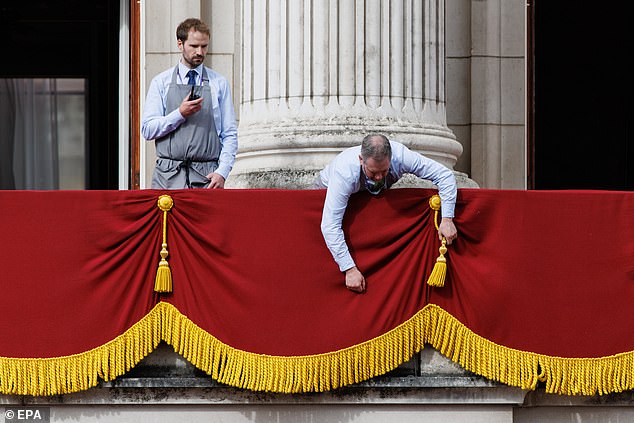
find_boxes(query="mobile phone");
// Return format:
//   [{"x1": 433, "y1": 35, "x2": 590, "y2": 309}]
[{"x1": 189, "y1": 85, "x2": 200, "y2": 101}]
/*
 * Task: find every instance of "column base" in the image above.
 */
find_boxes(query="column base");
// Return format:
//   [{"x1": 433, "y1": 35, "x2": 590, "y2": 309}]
[
  {"x1": 226, "y1": 169, "x2": 479, "y2": 189},
  {"x1": 226, "y1": 169, "x2": 321, "y2": 189}
]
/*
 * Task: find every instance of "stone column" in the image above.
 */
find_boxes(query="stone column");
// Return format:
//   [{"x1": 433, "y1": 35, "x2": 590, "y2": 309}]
[{"x1": 229, "y1": 0, "x2": 465, "y2": 188}]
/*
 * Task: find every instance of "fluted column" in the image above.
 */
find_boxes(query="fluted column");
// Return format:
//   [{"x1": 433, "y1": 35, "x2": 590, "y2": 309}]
[{"x1": 230, "y1": 0, "x2": 464, "y2": 188}]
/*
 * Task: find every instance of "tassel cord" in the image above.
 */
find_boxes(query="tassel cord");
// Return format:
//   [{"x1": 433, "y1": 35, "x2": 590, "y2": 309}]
[
  {"x1": 426, "y1": 195, "x2": 449, "y2": 287},
  {"x1": 154, "y1": 195, "x2": 174, "y2": 293}
]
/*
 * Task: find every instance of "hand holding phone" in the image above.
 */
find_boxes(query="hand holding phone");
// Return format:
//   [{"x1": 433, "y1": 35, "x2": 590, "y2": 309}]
[{"x1": 189, "y1": 85, "x2": 200, "y2": 101}]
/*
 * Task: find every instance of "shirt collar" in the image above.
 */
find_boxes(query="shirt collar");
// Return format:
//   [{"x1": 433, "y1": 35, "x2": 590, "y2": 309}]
[{"x1": 178, "y1": 62, "x2": 203, "y2": 84}]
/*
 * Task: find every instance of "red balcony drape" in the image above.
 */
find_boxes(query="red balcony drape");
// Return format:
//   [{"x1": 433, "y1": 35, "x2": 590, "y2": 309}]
[{"x1": 1, "y1": 188, "x2": 633, "y2": 396}]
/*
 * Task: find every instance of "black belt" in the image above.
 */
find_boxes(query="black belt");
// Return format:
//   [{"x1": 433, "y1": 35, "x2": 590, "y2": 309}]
[{"x1": 158, "y1": 157, "x2": 218, "y2": 188}]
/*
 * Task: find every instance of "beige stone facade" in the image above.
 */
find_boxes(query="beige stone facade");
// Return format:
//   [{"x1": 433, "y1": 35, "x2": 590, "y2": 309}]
[
  {"x1": 141, "y1": 0, "x2": 526, "y2": 190},
  {"x1": 8, "y1": 1, "x2": 615, "y2": 422}
]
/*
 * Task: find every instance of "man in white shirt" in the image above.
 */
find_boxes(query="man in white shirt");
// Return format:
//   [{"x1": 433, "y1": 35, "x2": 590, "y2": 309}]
[
  {"x1": 315, "y1": 134, "x2": 458, "y2": 293},
  {"x1": 141, "y1": 18, "x2": 237, "y2": 189}
]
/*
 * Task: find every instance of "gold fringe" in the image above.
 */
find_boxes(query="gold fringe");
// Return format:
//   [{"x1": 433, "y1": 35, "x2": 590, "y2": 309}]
[
  {"x1": 154, "y1": 195, "x2": 174, "y2": 293},
  {"x1": 0, "y1": 303, "x2": 165, "y2": 396},
  {"x1": 423, "y1": 304, "x2": 634, "y2": 396},
  {"x1": 159, "y1": 302, "x2": 427, "y2": 393},
  {"x1": 4, "y1": 302, "x2": 634, "y2": 396}
]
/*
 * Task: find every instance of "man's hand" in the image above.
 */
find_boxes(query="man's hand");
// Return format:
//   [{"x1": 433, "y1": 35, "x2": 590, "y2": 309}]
[
  {"x1": 344, "y1": 267, "x2": 366, "y2": 293},
  {"x1": 206, "y1": 172, "x2": 225, "y2": 189},
  {"x1": 179, "y1": 95, "x2": 203, "y2": 118},
  {"x1": 438, "y1": 217, "x2": 458, "y2": 245}
]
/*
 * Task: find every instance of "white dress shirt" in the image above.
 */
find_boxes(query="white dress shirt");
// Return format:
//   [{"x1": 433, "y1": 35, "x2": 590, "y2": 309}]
[
  {"x1": 316, "y1": 141, "x2": 457, "y2": 272},
  {"x1": 141, "y1": 62, "x2": 238, "y2": 180}
]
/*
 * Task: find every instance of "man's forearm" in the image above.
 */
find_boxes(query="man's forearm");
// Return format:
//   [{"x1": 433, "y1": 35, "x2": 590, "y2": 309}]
[
  {"x1": 321, "y1": 225, "x2": 356, "y2": 271},
  {"x1": 141, "y1": 108, "x2": 186, "y2": 140},
  {"x1": 321, "y1": 214, "x2": 355, "y2": 271},
  {"x1": 215, "y1": 135, "x2": 237, "y2": 180}
]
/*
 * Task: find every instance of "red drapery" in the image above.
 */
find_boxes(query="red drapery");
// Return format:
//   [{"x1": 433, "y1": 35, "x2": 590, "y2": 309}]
[{"x1": 1, "y1": 188, "x2": 634, "y2": 396}]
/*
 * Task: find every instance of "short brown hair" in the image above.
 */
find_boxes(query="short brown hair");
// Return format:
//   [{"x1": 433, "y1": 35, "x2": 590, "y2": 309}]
[{"x1": 176, "y1": 18, "x2": 210, "y2": 42}]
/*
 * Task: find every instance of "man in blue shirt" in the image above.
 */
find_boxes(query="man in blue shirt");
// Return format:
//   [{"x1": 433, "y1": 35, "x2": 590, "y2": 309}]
[
  {"x1": 142, "y1": 18, "x2": 238, "y2": 189},
  {"x1": 315, "y1": 134, "x2": 458, "y2": 293}
]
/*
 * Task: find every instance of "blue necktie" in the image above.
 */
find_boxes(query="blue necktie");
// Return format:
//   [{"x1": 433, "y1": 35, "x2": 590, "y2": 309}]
[{"x1": 186, "y1": 70, "x2": 197, "y2": 86}]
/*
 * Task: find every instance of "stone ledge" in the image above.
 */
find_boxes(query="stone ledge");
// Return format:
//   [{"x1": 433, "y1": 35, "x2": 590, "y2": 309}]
[
  {"x1": 0, "y1": 345, "x2": 529, "y2": 406},
  {"x1": 2, "y1": 381, "x2": 526, "y2": 406}
]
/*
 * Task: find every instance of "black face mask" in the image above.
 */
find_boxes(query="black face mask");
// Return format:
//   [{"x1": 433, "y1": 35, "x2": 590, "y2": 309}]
[
  {"x1": 361, "y1": 162, "x2": 390, "y2": 195},
  {"x1": 364, "y1": 177, "x2": 385, "y2": 195}
]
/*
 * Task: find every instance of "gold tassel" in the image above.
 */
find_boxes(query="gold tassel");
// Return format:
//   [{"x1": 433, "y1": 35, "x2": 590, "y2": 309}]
[
  {"x1": 154, "y1": 195, "x2": 174, "y2": 293},
  {"x1": 426, "y1": 194, "x2": 448, "y2": 287},
  {"x1": 427, "y1": 238, "x2": 447, "y2": 287}
]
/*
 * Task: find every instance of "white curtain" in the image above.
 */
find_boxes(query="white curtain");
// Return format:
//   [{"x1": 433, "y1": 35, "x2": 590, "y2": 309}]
[{"x1": 0, "y1": 79, "x2": 59, "y2": 189}]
